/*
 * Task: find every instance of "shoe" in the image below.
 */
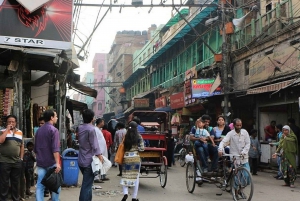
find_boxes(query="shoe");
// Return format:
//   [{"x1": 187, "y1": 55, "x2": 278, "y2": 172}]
[
  {"x1": 274, "y1": 175, "x2": 279, "y2": 179},
  {"x1": 94, "y1": 179, "x2": 104, "y2": 183},
  {"x1": 121, "y1": 194, "x2": 128, "y2": 201},
  {"x1": 117, "y1": 173, "x2": 122, "y2": 176},
  {"x1": 44, "y1": 193, "x2": 50, "y2": 197},
  {"x1": 102, "y1": 178, "x2": 110, "y2": 181}
]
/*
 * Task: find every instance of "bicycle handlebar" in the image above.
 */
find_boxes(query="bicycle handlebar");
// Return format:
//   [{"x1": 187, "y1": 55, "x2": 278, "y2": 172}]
[{"x1": 222, "y1": 154, "x2": 244, "y2": 158}]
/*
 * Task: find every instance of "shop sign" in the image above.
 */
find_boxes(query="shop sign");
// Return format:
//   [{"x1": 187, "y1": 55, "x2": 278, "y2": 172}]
[
  {"x1": 249, "y1": 42, "x2": 300, "y2": 84},
  {"x1": 0, "y1": 0, "x2": 72, "y2": 50},
  {"x1": 191, "y1": 78, "x2": 222, "y2": 98},
  {"x1": 134, "y1": 98, "x2": 149, "y2": 108},
  {"x1": 170, "y1": 92, "x2": 185, "y2": 109},
  {"x1": 155, "y1": 96, "x2": 166, "y2": 108}
]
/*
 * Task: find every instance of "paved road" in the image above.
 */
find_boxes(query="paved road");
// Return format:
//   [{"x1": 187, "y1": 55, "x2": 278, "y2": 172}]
[{"x1": 26, "y1": 163, "x2": 300, "y2": 201}]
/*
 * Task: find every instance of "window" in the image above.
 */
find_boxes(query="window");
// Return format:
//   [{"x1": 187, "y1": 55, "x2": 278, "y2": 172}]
[
  {"x1": 98, "y1": 63, "x2": 104, "y2": 72},
  {"x1": 98, "y1": 102, "x2": 102, "y2": 111},
  {"x1": 244, "y1": 59, "x2": 250, "y2": 76}
]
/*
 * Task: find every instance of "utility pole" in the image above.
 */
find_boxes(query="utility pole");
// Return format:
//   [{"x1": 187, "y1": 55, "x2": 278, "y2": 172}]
[{"x1": 221, "y1": 1, "x2": 229, "y2": 124}]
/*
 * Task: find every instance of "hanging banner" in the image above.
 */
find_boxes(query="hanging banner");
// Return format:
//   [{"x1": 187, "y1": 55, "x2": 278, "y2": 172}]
[{"x1": 0, "y1": 0, "x2": 73, "y2": 50}]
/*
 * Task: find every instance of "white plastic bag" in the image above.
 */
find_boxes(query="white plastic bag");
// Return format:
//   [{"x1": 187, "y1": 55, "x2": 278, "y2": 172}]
[{"x1": 99, "y1": 155, "x2": 112, "y2": 175}]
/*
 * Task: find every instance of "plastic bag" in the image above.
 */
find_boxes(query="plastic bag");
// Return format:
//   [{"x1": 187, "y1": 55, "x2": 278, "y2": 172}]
[{"x1": 99, "y1": 155, "x2": 112, "y2": 175}]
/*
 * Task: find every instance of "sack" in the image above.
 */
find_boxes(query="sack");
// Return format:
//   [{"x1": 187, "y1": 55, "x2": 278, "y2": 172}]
[
  {"x1": 41, "y1": 167, "x2": 63, "y2": 194},
  {"x1": 115, "y1": 142, "x2": 125, "y2": 164},
  {"x1": 100, "y1": 155, "x2": 112, "y2": 175}
]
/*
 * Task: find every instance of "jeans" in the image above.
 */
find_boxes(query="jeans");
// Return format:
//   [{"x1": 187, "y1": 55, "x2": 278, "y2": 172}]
[
  {"x1": 79, "y1": 165, "x2": 94, "y2": 201},
  {"x1": 195, "y1": 146, "x2": 208, "y2": 169},
  {"x1": 0, "y1": 161, "x2": 22, "y2": 201},
  {"x1": 277, "y1": 156, "x2": 283, "y2": 177},
  {"x1": 208, "y1": 144, "x2": 218, "y2": 171},
  {"x1": 36, "y1": 166, "x2": 61, "y2": 201},
  {"x1": 194, "y1": 141, "x2": 209, "y2": 158}
]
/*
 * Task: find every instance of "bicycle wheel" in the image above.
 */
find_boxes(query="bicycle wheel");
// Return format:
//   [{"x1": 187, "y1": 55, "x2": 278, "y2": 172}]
[
  {"x1": 230, "y1": 167, "x2": 253, "y2": 201},
  {"x1": 179, "y1": 148, "x2": 186, "y2": 167},
  {"x1": 159, "y1": 158, "x2": 168, "y2": 188},
  {"x1": 186, "y1": 162, "x2": 196, "y2": 193}
]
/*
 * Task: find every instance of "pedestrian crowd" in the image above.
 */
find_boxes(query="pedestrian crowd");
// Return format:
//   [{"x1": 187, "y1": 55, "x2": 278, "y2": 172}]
[{"x1": 0, "y1": 108, "x2": 299, "y2": 201}]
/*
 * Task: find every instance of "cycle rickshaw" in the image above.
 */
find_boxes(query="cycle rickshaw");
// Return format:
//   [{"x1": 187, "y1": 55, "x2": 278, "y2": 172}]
[{"x1": 185, "y1": 142, "x2": 254, "y2": 201}]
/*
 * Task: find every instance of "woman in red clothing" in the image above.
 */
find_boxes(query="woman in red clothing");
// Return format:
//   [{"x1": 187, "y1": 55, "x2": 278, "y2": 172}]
[{"x1": 102, "y1": 123, "x2": 113, "y2": 160}]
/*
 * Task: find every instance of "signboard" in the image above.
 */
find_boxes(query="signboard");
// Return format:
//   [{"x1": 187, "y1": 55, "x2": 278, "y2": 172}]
[
  {"x1": 249, "y1": 42, "x2": 300, "y2": 84},
  {"x1": 191, "y1": 78, "x2": 222, "y2": 98},
  {"x1": 155, "y1": 96, "x2": 166, "y2": 108},
  {"x1": 0, "y1": 0, "x2": 72, "y2": 50},
  {"x1": 134, "y1": 98, "x2": 149, "y2": 108},
  {"x1": 170, "y1": 92, "x2": 185, "y2": 109}
]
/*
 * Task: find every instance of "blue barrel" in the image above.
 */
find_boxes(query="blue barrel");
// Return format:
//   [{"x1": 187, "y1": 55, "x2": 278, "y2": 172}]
[{"x1": 62, "y1": 148, "x2": 79, "y2": 186}]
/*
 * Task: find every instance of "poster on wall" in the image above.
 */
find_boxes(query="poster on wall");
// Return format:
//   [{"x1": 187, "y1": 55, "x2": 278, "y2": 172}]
[{"x1": 0, "y1": 0, "x2": 72, "y2": 49}]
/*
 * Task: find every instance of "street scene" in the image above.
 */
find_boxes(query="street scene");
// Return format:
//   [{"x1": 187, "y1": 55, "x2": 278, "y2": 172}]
[{"x1": 1, "y1": 0, "x2": 300, "y2": 201}]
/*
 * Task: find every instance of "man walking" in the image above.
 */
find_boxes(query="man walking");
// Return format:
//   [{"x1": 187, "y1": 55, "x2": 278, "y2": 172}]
[
  {"x1": 78, "y1": 109, "x2": 103, "y2": 201},
  {"x1": 0, "y1": 115, "x2": 24, "y2": 201},
  {"x1": 34, "y1": 109, "x2": 61, "y2": 201}
]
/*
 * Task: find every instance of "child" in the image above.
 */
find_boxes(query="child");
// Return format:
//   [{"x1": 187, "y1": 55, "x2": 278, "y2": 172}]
[
  {"x1": 248, "y1": 129, "x2": 261, "y2": 175},
  {"x1": 193, "y1": 118, "x2": 215, "y2": 171},
  {"x1": 23, "y1": 141, "x2": 36, "y2": 195}
]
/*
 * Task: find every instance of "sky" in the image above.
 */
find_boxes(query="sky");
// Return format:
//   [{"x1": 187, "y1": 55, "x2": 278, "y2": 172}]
[{"x1": 73, "y1": 0, "x2": 185, "y2": 76}]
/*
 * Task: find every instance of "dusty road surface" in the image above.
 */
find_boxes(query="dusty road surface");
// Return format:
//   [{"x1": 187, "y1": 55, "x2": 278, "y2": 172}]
[{"x1": 26, "y1": 163, "x2": 300, "y2": 201}]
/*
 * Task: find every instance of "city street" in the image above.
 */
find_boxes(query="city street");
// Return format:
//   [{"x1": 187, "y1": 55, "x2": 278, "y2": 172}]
[{"x1": 27, "y1": 163, "x2": 300, "y2": 201}]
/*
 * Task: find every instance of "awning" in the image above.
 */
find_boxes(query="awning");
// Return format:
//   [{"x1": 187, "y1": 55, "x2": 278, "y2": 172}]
[
  {"x1": 154, "y1": 106, "x2": 174, "y2": 112},
  {"x1": 271, "y1": 78, "x2": 300, "y2": 95},
  {"x1": 247, "y1": 79, "x2": 296, "y2": 95},
  {"x1": 67, "y1": 99, "x2": 88, "y2": 111},
  {"x1": 141, "y1": 122, "x2": 160, "y2": 127},
  {"x1": 69, "y1": 81, "x2": 98, "y2": 98},
  {"x1": 143, "y1": 0, "x2": 217, "y2": 66}
]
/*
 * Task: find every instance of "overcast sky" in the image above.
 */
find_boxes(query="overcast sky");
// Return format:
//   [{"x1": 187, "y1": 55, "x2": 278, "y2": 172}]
[{"x1": 73, "y1": 0, "x2": 186, "y2": 76}]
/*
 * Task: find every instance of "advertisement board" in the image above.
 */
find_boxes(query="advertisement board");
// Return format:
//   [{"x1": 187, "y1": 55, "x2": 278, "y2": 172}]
[
  {"x1": 134, "y1": 98, "x2": 149, "y2": 108},
  {"x1": 191, "y1": 78, "x2": 222, "y2": 98},
  {"x1": 170, "y1": 92, "x2": 185, "y2": 109},
  {"x1": 0, "y1": 0, "x2": 72, "y2": 50},
  {"x1": 155, "y1": 96, "x2": 166, "y2": 108}
]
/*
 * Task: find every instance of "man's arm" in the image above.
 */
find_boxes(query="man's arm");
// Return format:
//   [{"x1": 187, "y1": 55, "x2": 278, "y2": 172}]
[
  {"x1": 241, "y1": 131, "x2": 251, "y2": 155},
  {"x1": 53, "y1": 152, "x2": 61, "y2": 173},
  {"x1": 20, "y1": 143, "x2": 24, "y2": 160},
  {"x1": 0, "y1": 128, "x2": 9, "y2": 143},
  {"x1": 218, "y1": 132, "x2": 231, "y2": 154},
  {"x1": 52, "y1": 129, "x2": 61, "y2": 173}
]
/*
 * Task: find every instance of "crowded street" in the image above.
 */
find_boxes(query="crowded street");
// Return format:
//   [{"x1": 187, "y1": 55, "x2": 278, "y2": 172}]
[{"x1": 25, "y1": 164, "x2": 300, "y2": 201}]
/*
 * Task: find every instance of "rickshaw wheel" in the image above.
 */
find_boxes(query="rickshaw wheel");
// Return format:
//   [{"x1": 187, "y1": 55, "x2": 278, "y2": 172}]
[
  {"x1": 160, "y1": 156, "x2": 168, "y2": 188},
  {"x1": 186, "y1": 162, "x2": 196, "y2": 193}
]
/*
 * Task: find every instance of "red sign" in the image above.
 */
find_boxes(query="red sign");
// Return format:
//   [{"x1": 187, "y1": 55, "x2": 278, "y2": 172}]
[
  {"x1": 0, "y1": 0, "x2": 72, "y2": 49},
  {"x1": 170, "y1": 92, "x2": 185, "y2": 109},
  {"x1": 134, "y1": 98, "x2": 149, "y2": 108},
  {"x1": 155, "y1": 96, "x2": 166, "y2": 108}
]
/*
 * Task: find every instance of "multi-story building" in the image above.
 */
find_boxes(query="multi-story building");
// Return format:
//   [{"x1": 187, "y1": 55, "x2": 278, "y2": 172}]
[
  {"x1": 107, "y1": 30, "x2": 150, "y2": 119},
  {"x1": 91, "y1": 53, "x2": 108, "y2": 118}
]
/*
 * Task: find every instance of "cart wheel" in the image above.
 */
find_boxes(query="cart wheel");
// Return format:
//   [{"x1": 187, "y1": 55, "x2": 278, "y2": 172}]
[
  {"x1": 160, "y1": 156, "x2": 168, "y2": 188},
  {"x1": 179, "y1": 148, "x2": 186, "y2": 167},
  {"x1": 186, "y1": 162, "x2": 196, "y2": 193}
]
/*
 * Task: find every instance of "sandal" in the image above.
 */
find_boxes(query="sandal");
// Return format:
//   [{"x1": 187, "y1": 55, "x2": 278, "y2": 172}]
[{"x1": 121, "y1": 194, "x2": 128, "y2": 201}]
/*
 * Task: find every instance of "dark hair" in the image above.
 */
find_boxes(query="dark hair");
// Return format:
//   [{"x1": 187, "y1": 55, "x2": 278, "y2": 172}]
[
  {"x1": 117, "y1": 122, "x2": 125, "y2": 129},
  {"x1": 82, "y1": 109, "x2": 94, "y2": 123},
  {"x1": 288, "y1": 118, "x2": 295, "y2": 124},
  {"x1": 6, "y1": 115, "x2": 17, "y2": 122},
  {"x1": 276, "y1": 124, "x2": 283, "y2": 131},
  {"x1": 43, "y1": 109, "x2": 56, "y2": 122},
  {"x1": 124, "y1": 121, "x2": 139, "y2": 151},
  {"x1": 201, "y1": 114, "x2": 211, "y2": 121},
  {"x1": 233, "y1": 118, "x2": 242, "y2": 125},
  {"x1": 271, "y1": 120, "x2": 276, "y2": 124},
  {"x1": 132, "y1": 117, "x2": 141, "y2": 125},
  {"x1": 38, "y1": 117, "x2": 44, "y2": 122},
  {"x1": 217, "y1": 115, "x2": 225, "y2": 122},
  {"x1": 102, "y1": 123, "x2": 108, "y2": 130},
  {"x1": 250, "y1": 129, "x2": 257, "y2": 135},
  {"x1": 96, "y1": 118, "x2": 104, "y2": 125},
  {"x1": 26, "y1": 141, "x2": 34, "y2": 147}
]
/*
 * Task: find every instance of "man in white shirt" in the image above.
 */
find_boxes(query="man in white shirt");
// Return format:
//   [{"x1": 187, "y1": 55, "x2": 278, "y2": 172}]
[{"x1": 218, "y1": 118, "x2": 250, "y2": 167}]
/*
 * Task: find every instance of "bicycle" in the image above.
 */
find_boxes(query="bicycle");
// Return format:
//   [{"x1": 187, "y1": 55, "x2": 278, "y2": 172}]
[{"x1": 186, "y1": 153, "x2": 254, "y2": 201}]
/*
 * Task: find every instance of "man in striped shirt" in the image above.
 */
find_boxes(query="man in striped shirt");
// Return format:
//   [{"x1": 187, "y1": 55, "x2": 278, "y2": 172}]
[{"x1": 0, "y1": 115, "x2": 24, "y2": 201}]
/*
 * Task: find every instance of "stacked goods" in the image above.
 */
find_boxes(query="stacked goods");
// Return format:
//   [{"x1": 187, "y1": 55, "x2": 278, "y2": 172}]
[
  {"x1": 3, "y1": 88, "x2": 13, "y2": 116},
  {"x1": 0, "y1": 89, "x2": 3, "y2": 119}
]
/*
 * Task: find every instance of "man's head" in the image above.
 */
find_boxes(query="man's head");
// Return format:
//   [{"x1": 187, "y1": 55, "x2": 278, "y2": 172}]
[
  {"x1": 275, "y1": 124, "x2": 283, "y2": 133},
  {"x1": 201, "y1": 114, "x2": 211, "y2": 128},
  {"x1": 27, "y1": 141, "x2": 34, "y2": 151},
  {"x1": 82, "y1": 109, "x2": 95, "y2": 124},
  {"x1": 43, "y1": 109, "x2": 58, "y2": 125},
  {"x1": 38, "y1": 117, "x2": 45, "y2": 127},
  {"x1": 6, "y1": 115, "x2": 17, "y2": 130},
  {"x1": 132, "y1": 117, "x2": 141, "y2": 125},
  {"x1": 117, "y1": 122, "x2": 125, "y2": 129},
  {"x1": 96, "y1": 118, "x2": 104, "y2": 128},
  {"x1": 250, "y1": 129, "x2": 257, "y2": 138},
  {"x1": 288, "y1": 118, "x2": 295, "y2": 125},
  {"x1": 270, "y1": 120, "x2": 276, "y2": 127},
  {"x1": 233, "y1": 118, "x2": 242, "y2": 133}
]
